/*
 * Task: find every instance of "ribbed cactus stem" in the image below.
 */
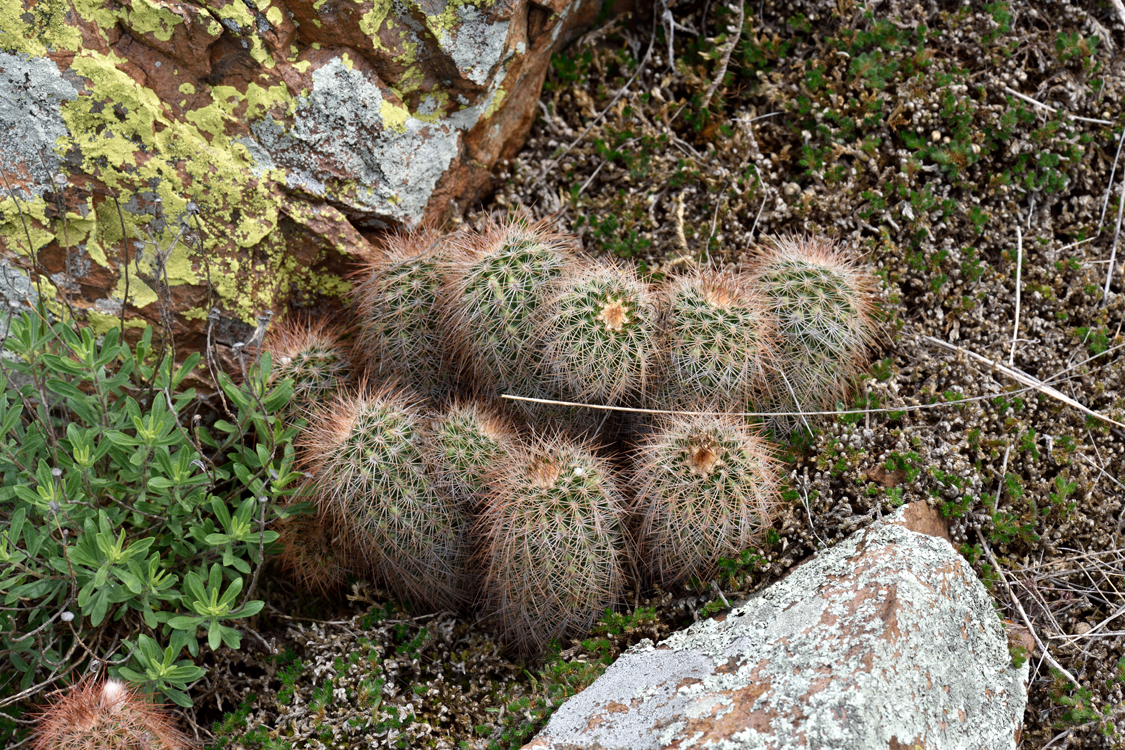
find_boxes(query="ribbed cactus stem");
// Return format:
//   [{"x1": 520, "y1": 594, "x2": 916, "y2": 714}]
[
  {"x1": 265, "y1": 316, "x2": 352, "y2": 406},
  {"x1": 634, "y1": 412, "x2": 780, "y2": 586},
  {"x1": 748, "y1": 234, "x2": 877, "y2": 429},
  {"x1": 658, "y1": 269, "x2": 776, "y2": 410},
  {"x1": 445, "y1": 216, "x2": 577, "y2": 400},
  {"x1": 425, "y1": 400, "x2": 517, "y2": 508},
  {"x1": 32, "y1": 676, "x2": 192, "y2": 750},
  {"x1": 478, "y1": 435, "x2": 628, "y2": 655},
  {"x1": 539, "y1": 260, "x2": 661, "y2": 404},
  {"x1": 354, "y1": 227, "x2": 452, "y2": 394}
]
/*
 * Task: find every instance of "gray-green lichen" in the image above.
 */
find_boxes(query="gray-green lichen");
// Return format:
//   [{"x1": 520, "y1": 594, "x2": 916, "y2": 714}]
[
  {"x1": 0, "y1": 51, "x2": 76, "y2": 199},
  {"x1": 252, "y1": 57, "x2": 506, "y2": 223},
  {"x1": 441, "y1": 4, "x2": 510, "y2": 86},
  {"x1": 529, "y1": 506, "x2": 1028, "y2": 749}
]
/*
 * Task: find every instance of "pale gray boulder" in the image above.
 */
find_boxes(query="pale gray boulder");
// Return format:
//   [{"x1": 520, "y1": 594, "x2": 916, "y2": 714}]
[{"x1": 524, "y1": 503, "x2": 1028, "y2": 750}]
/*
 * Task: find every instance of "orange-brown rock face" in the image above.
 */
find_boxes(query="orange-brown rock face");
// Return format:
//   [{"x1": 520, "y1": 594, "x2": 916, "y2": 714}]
[{"x1": 0, "y1": 0, "x2": 597, "y2": 356}]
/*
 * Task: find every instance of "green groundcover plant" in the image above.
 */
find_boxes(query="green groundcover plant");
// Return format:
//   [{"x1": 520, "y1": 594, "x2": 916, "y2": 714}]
[{"x1": 0, "y1": 307, "x2": 300, "y2": 713}]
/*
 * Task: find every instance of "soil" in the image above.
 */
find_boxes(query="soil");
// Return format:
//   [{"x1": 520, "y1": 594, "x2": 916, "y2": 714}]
[{"x1": 110, "y1": 1, "x2": 1125, "y2": 748}]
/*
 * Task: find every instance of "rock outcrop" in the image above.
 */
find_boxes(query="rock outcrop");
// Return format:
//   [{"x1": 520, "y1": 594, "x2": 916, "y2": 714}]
[
  {"x1": 524, "y1": 503, "x2": 1029, "y2": 750},
  {"x1": 0, "y1": 0, "x2": 597, "y2": 355}
]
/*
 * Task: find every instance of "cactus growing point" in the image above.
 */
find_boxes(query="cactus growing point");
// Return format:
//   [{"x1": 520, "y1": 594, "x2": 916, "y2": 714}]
[{"x1": 633, "y1": 412, "x2": 780, "y2": 587}]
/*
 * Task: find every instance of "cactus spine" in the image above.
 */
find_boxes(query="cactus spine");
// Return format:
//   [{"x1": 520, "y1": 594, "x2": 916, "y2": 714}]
[
  {"x1": 539, "y1": 260, "x2": 661, "y2": 404},
  {"x1": 633, "y1": 413, "x2": 780, "y2": 586},
  {"x1": 478, "y1": 436, "x2": 627, "y2": 655},
  {"x1": 748, "y1": 235, "x2": 877, "y2": 427},
  {"x1": 354, "y1": 227, "x2": 452, "y2": 394},
  {"x1": 445, "y1": 217, "x2": 576, "y2": 399},
  {"x1": 658, "y1": 269, "x2": 776, "y2": 410},
  {"x1": 300, "y1": 385, "x2": 471, "y2": 611}
]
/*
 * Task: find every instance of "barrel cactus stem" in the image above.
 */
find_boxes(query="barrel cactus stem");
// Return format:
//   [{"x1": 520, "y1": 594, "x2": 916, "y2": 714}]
[
  {"x1": 353, "y1": 227, "x2": 453, "y2": 395},
  {"x1": 658, "y1": 269, "x2": 776, "y2": 410},
  {"x1": 633, "y1": 412, "x2": 781, "y2": 587},
  {"x1": 478, "y1": 434, "x2": 628, "y2": 655},
  {"x1": 747, "y1": 234, "x2": 878, "y2": 430},
  {"x1": 538, "y1": 260, "x2": 661, "y2": 404},
  {"x1": 299, "y1": 383, "x2": 471, "y2": 611}
]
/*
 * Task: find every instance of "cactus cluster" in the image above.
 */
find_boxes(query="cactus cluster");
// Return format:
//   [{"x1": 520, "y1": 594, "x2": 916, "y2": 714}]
[{"x1": 267, "y1": 215, "x2": 877, "y2": 655}]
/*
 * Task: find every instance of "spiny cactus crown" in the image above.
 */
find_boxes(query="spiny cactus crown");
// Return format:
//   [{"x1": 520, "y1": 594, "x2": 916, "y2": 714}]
[
  {"x1": 750, "y1": 236, "x2": 876, "y2": 414},
  {"x1": 32, "y1": 676, "x2": 192, "y2": 750},
  {"x1": 480, "y1": 438, "x2": 626, "y2": 655},
  {"x1": 661, "y1": 270, "x2": 775, "y2": 408},
  {"x1": 539, "y1": 262, "x2": 660, "y2": 403},
  {"x1": 635, "y1": 413, "x2": 779, "y2": 586}
]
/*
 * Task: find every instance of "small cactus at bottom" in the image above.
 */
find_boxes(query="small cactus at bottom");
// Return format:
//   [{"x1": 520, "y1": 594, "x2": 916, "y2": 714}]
[
  {"x1": 478, "y1": 435, "x2": 628, "y2": 656},
  {"x1": 273, "y1": 500, "x2": 352, "y2": 595},
  {"x1": 445, "y1": 215, "x2": 577, "y2": 399},
  {"x1": 299, "y1": 384, "x2": 471, "y2": 611},
  {"x1": 265, "y1": 316, "x2": 352, "y2": 405},
  {"x1": 354, "y1": 227, "x2": 453, "y2": 394},
  {"x1": 538, "y1": 259, "x2": 661, "y2": 404},
  {"x1": 747, "y1": 234, "x2": 877, "y2": 427},
  {"x1": 424, "y1": 399, "x2": 517, "y2": 508},
  {"x1": 633, "y1": 412, "x2": 780, "y2": 587},
  {"x1": 658, "y1": 269, "x2": 776, "y2": 410},
  {"x1": 32, "y1": 676, "x2": 193, "y2": 750}
]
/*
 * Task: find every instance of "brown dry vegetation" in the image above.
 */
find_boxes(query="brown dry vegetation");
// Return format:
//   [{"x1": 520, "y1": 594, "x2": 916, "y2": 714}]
[{"x1": 202, "y1": 1, "x2": 1125, "y2": 748}]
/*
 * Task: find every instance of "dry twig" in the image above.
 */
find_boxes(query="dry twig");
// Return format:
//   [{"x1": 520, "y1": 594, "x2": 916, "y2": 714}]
[{"x1": 698, "y1": 0, "x2": 744, "y2": 111}]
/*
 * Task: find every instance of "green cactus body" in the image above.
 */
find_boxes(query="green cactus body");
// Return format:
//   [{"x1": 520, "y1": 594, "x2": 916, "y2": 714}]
[
  {"x1": 355, "y1": 228, "x2": 452, "y2": 395},
  {"x1": 301, "y1": 386, "x2": 470, "y2": 611},
  {"x1": 426, "y1": 400, "x2": 516, "y2": 508},
  {"x1": 266, "y1": 317, "x2": 352, "y2": 406},
  {"x1": 748, "y1": 235, "x2": 876, "y2": 426},
  {"x1": 446, "y1": 218, "x2": 576, "y2": 400},
  {"x1": 479, "y1": 437, "x2": 627, "y2": 655},
  {"x1": 634, "y1": 413, "x2": 780, "y2": 586},
  {"x1": 539, "y1": 261, "x2": 661, "y2": 404},
  {"x1": 659, "y1": 269, "x2": 776, "y2": 410}
]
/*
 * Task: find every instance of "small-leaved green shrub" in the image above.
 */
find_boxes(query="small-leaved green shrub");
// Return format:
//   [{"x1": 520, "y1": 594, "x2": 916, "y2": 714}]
[{"x1": 0, "y1": 308, "x2": 300, "y2": 710}]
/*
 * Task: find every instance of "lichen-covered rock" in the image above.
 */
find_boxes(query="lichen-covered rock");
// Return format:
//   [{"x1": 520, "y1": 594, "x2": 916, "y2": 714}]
[
  {"x1": 0, "y1": 0, "x2": 598, "y2": 361},
  {"x1": 523, "y1": 503, "x2": 1029, "y2": 750}
]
